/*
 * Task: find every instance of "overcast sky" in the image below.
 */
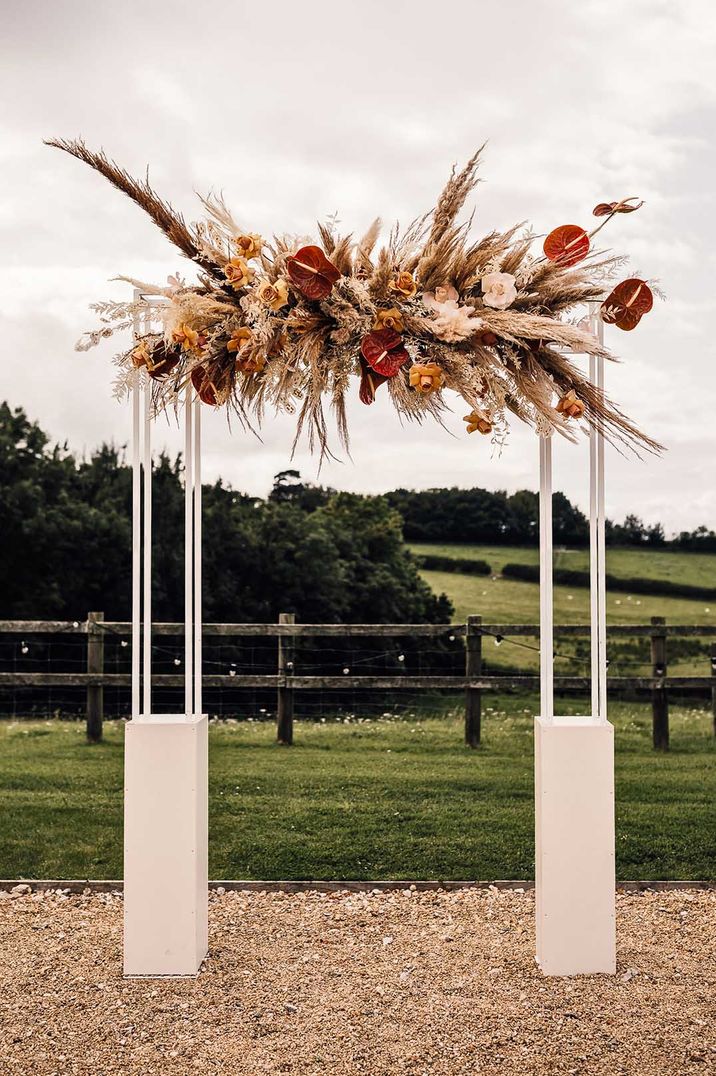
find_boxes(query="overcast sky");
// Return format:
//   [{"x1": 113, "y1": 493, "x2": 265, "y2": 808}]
[{"x1": 1, "y1": 0, "x2": 714, "y2": 533}]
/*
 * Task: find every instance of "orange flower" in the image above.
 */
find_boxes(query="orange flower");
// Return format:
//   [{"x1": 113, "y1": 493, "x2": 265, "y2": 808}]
[
  {"x1": 226, "y1": 327, "x2": 253, "y2": 354},
  {"x1": 171, "y1": 322, "x2": 201, "y2": 352},
  {"x1": 236, "y1": 352, "x2": 266, "y2": 375},
  {"x1": 373, "y1": 307, "x2": 405, "y2": 332},
  {"x1": 131, "y1": 339, "x2": 151, "y2": 369},
  {"x1": 389, "y1": 271, "x2": 418, "y2": 299},
  {"x1": 257, "y1": 277, "x2": 289, "y2": 312},
  {"x1": 463, "y1": 410, "x2": 493, "y2": 435},
  {"x1": 224, "y1": 257, "x2": 254, "y2": 291},
  {"x1": 233, "y1": 233, "x2": 263, "y2": 259},
  {"x1": 409, "y1": 362, "x2": 443, "y2": 394},
  {"x1": 556, "y1": 390, "x2": 585, "y2": 420}
]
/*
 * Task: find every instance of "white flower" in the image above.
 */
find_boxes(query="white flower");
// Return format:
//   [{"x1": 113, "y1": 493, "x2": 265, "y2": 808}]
[
  {"x1": 481, "y1": 271, "x2": 517, "y2": 310},
  {"x1": 422, "y1": 285, "x2": 483, "y2": 343}
]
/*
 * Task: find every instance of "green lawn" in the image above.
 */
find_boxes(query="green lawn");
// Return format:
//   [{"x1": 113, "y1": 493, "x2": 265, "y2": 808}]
[
  {"x1": 1, "y1": 700, "x2": 713, "y2": 881},
  {"x1": 410, "y1": 542, "x2": 716, "y2": 589},
  {"x1": 410, "y1": 543, "x2": 716, "y2": 675}
]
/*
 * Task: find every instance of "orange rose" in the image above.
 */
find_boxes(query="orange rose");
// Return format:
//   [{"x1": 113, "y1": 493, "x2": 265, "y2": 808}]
[
  {"x1": 373, "y1": 307, "x2": 405, "y2": 332},
  {"x1": 233, "y1": 233, "x2": 263, "y2": 259},
  {"x1": 556, "y1": 390, "x2": 585, "y2": 420},
  {"x1": 131, "y1": 339, "x2": 151, "y2": 369},
  {"x1": 171, "y1": 322, "x2": 201, "y2": 352},
  {"x1": 227, "y1": 327, "x2": 253, "y2": 354},
  {"x1": 389, "y1": 271, "x2": 418, "y2": 299},
  {"x1": 409, "y1": 362, "x2": 443, "y2": 394},
  {"x1": 257, "y1": 277, "x2": 289, "y2": 312},
  {"x1": 224, "y1": 257, "x2": 255, "y2": 291},
  {"x1": 463, "y1": 410, "x2": 493, "y2": 435},
  {"x1": 236, "y1": 352, "x2": 266, "y2": 375}
]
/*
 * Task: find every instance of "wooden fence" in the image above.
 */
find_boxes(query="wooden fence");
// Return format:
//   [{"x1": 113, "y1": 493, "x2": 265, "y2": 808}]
[{"x1": 1, "y1": 614, "x2": 715, "y2": 750}]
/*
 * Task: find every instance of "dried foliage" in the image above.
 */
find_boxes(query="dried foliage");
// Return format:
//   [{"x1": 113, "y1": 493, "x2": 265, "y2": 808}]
[{"x1": 47, "y1": 138, "x2": 662, "y2": 460}]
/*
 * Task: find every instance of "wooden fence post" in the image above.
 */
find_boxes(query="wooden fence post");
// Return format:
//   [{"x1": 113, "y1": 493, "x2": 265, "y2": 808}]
[
  {"x1": 650, "y1": 616, "x2": 668, "y2": 750},
  {"x1": 711, "y1": 644, "x2": 716, "y2": 739},
  {"x1": 277, "y1": 612, "x2": 295, "y2": 745},
  {"x1": 465, "y1": 614, "x2": 482, "y2": 748},
  {"x1": 86, "y1": 611, "x2": 104, "y2": 743}
]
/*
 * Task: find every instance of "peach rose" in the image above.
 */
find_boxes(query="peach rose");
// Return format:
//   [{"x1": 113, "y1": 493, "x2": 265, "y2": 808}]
[
  {"x1": 463, "y1": 410, "x2": 493, "y2": 435},
  {"x1": 257, "y1": 277, "x2": 289, "y2": 312},
  {"x1": 373, "y1": 307, "x2": 405, "y2": 333},
  {"x1": 409, "y1": 362, "x2": 443, "y2": 394},
  {"x1": 227, "y1": 327, "x2": 253, "y2": 354},
  {"x1": 131, "y1": 339, "x2": 151, "y2": 369},
  {"x1": 233, "y1": 233, "x2": 263, "y2": 259},
  {"x1": 389, "y1": 271, "x2": 418, "y2": 299},
  {"x1": 224, "y1": 257, "x2": 255, "y2": 291},
  {"x1": 171, "y1": 322, "x2": 201, "y2": 352},
  {"x1": 556, "y1": 389, "x2": 585, "y2": 420}
]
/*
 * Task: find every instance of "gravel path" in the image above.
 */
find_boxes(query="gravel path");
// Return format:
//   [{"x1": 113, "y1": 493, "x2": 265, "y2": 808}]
[{"x1": 1, "y1": 887, "x2": 714, "y2": 1075}]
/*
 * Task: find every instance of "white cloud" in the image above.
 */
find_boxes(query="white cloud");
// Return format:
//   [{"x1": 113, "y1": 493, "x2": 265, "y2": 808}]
[{"x1": 0, "y1": 0, "x2": 714, "y2": 533}]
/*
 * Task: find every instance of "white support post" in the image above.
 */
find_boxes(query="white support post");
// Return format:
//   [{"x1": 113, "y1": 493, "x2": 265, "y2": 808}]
[
  {"x1": 142, "y1": 370, "x2": 152, "y2": 718},
  {"x1": 193, "y1": 398, "x2": 202, "y2": 717},
  {"x1": 534, "y1": 304, "x2": 616, "y2": 976},
  {"x1": 131, "y1": 374, "x2": 141, "y2": 718},
  {"x1": 184, "y1": 385, "x2": 194, "y2": 716},
  {"x1": 538, "y1": 433, "x2": 554, "y2": 723},
  {"x1": 124, "y1": 297, "x2": 208, "y2": 978}
]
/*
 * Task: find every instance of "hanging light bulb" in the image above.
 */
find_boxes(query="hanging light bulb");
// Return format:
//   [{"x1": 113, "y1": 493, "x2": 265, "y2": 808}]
[
  {"x1": 120, "y1": 640, "x2": 128, "y2": 648},
  {"x1": 20, "y1": 641, "x2": 29, "y2": 655},
  {"x1": 342, "y1": 667, "x2": 350, "y2": 675},
  {"x1": 397, "y1": 654, "x2": 405, "y2": 663},
  {"x1": 174, "y1": 657, "x2": 181, "y2": 666},
  {"x1": 494, "y1": 634, "x2": 503, "y2": 647}
]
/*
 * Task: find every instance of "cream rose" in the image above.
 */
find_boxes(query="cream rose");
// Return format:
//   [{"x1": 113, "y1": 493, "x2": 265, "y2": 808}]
[{"x1": 481, "y1": 271, "x2": 517, "y2": 310}]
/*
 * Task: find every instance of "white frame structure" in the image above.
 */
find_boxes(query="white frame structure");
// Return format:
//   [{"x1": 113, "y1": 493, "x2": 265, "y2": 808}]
[
  {"x1": 120, "y1": 297, "x2": 616, "y2": 979},
  {"x1": 123, "y1": 293, "x2": 208, "y2": 978},
  {"x1": 535, "y1": 301, "x2": 616, "y2": 976}
]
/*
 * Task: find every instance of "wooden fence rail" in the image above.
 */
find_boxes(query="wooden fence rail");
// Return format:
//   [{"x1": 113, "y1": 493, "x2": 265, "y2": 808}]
[{"x1": 1, "y1": 615, "x2": 715, "y2": 749}]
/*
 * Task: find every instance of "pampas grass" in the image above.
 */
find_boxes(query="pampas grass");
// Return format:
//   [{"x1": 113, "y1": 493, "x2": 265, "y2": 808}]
[{"x1": 47, "y1": 138, "x2": 662, "y2": 461}]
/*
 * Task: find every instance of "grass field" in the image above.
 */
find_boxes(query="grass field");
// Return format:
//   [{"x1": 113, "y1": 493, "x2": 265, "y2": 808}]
[
  {"x1": 411, "y1": 543, "x2": 716, "y2": 674},
  {"x1": 0, "y1": 699, "x2": 713, "y2": 881},
  {"x1": 411, "y1": 542, "x2": 716, "y2": 589}
]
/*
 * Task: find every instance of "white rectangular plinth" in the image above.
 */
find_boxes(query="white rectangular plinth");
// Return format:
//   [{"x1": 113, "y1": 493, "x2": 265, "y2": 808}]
[
  {"x1": 535, "y1": 716, "x2": 616, "y2": 976},
  {"x1": 124, "y1": 714, "x2": 208, "y2": 976}
]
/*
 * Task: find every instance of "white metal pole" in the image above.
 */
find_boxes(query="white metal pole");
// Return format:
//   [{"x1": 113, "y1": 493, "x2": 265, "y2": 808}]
[
  {"x1": 539, "y1": 433, "x2": 554, "y2": 722},
  {"x1": 193, "y1": 397, "x2": 202, "y2": 716},
  {"x1": 131, "y1": 332, "x2": 141, "y2": 719},
  {"x1": 142, "y1": 376, "x2": 152, "y2": 718},
  {"x1": 184, "y1": 385, "x2": 194, "y2": 716},
  {"x1": 596, "y1": 331, "x2": 607, "y2": 723},
  {"x1": 588, "y1": 303, "x2": 608, "y2": 723}
]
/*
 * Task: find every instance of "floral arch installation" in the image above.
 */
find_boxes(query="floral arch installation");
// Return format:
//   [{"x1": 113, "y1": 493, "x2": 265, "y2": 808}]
[{"x1": 48, "y1": 138, "x2": 661, "y2": 979}]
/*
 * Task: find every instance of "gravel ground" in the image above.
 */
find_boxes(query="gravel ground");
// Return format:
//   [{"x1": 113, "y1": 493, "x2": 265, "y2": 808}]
[{"x1": 1, "y1": 887, "x2": 714, "y2": 1075}]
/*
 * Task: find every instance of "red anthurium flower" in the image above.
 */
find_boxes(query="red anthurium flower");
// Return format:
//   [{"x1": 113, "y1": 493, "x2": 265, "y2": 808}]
[
  {"x1": 543, "y1": 224, "x2": 590, "y2": 267},
  {"x1": 358, "y1": 357, "x2": 390, "y2": 405},
  {"x1": 360, "y1": 328, "x2": 409, "y2": 378},
  {"x1": 191, "y1": 366, "x2": 217, "y2": 405},
  {"x1": 601, "y1": 278, "x2": 653, "y2": 331},
  {"x1": 286, "y1": 245, "x2": 341, "y2": 300}
]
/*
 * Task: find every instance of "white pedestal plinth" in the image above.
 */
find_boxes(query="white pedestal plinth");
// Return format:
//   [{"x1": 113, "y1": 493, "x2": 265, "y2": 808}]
[
  {"x1": 535, "y1": 716, "x2": 616, "y2": 976},
  {"x1": 124, "y1": 714, "x2": 208, "y2": 977}
]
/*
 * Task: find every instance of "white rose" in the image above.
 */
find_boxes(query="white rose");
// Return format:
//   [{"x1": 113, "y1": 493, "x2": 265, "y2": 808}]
[{"x1": 481, "y1": 272, "x2": 517, "y2": 310}]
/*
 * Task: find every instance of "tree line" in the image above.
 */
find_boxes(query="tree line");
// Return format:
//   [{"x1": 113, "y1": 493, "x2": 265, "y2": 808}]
[{"x1": 1, "y1": 402, "x2": 713, "y2": 623}]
